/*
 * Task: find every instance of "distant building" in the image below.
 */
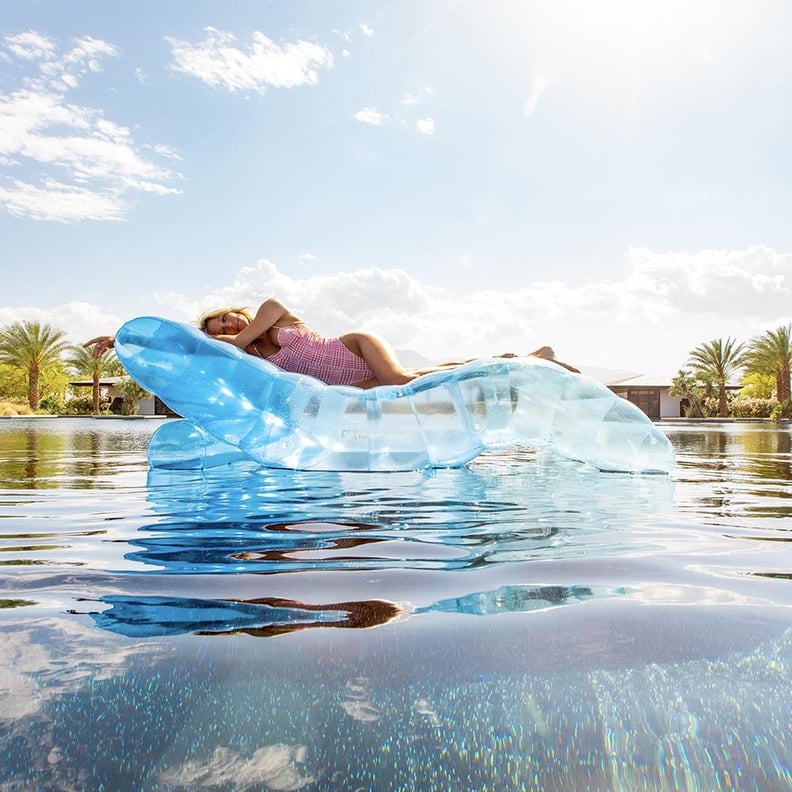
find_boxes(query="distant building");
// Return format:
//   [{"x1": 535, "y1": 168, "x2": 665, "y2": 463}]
[
  {"x1": 606, "y1": 374, "x2": 680, "y2": 419},
  {"x1": 67, "y1": 377, "x2": 172, "y2": 416},
  {"x1": 607, "y1": 374, "x2": 740, "y2": 419}
]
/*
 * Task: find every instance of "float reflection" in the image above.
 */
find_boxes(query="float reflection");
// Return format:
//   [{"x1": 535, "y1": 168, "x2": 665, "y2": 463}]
[
  {"x1": 77, "y1": 583, "x2": 606, "y2": 639},
  {"x1": 133, "y1": 455, "x2": 675, "y2": 574}
]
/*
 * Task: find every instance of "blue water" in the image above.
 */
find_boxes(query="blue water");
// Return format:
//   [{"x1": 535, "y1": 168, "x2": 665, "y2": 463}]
[{"x1": 0, "y1": 418, "x2": 790, "y2": 790}]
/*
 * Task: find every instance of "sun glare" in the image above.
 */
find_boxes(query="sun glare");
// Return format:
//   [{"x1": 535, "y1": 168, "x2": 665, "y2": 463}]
[{"x1": 493, "y1": 0, "x2": 750, "y2": 96}]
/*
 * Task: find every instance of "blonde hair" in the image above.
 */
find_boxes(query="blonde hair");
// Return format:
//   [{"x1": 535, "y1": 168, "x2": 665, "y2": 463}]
[{"x1": 197, "y1": 306, "x2": 253, "y2": 334}]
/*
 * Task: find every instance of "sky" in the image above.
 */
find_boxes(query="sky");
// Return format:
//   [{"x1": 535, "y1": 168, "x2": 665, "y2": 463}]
[{"x1": 1, "y1": 0, "x2": 791, "y2": 377}]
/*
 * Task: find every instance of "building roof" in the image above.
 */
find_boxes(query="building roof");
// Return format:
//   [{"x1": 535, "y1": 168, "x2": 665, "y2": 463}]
[
  {"x1": 608, "y1": 373, "x2": 741, "y2": 389},
  {"x1": 607, "y1": 374, "x2": 676, "y2": 388}
]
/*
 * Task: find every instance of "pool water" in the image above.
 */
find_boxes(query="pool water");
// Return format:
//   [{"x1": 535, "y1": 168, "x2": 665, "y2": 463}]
[{"x1": 0, "y1": 418, "x2": 790, "y2": 790}]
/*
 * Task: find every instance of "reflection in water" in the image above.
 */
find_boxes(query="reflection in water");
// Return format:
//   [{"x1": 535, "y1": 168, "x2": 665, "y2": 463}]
[
  {"x1": 76, "y1": 583, "x2": 602, "y2": 638},
  {"x1": 0, "y1": 424, "x2": 65, "y2": 488},
  {"x1": 130, "y1": 459, "x2": 675, "y2": 574},
  {"x1": 3, "y1": 420, "x2": 792, "y2": 790},
  {"x1": 670, "y1": 421, "x2": 792, "y2": 484},
  {"x1": 0, "y1": 598, "x2": 35, "y2": 608},
  {"x1": 418, "y1": 583, "x2": 597, "y2": 616},
  {"x1": 339, "y1": 676, "x2": 383, "y2": 724},
  {"x1": 0, "y1": 417, "x2": 151, "y2": 488},
  {"x1": 666, "y1": 423, "x2": 792, "y2": 522},
  {"x1": 3, "y1": 615, "x2": 791, "y2": 791},
  {"x1": 78, "y1": 594, "x2": 403, "y2": 637},
  {"x1": 159, "y1": 743, "x2": 315, "y2": 791}
]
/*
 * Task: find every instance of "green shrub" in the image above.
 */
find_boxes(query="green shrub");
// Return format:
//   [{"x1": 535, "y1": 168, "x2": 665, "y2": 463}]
[
  {"x1": 61, "y1": 396, "x2": 111, "y2": 415},
  {"x1": 38, "y1": 395, "x2": 65, "y2": 415},
  {"x1": 770, "y1": 399, "x2": 792, "y2": 421},
  {"x1": 730, "y1": 398, "x2": 774, "y2": 418},
  {"x1": 0, "y1": 400, "x2": 34, "y2": 416}
]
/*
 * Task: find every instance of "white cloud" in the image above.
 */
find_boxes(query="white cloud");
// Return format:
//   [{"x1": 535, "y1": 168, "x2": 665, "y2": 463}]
[
  {"x1": 416, "y1": 118, "x2": 435, "y2": 135},
  {"x1": 166, "y1": 27, "x2": 334, "y2": 93},
  {"x1": 0, "y1": 178, "x2": 129, "y2": 222},
  {"x1": 63, "y1": 35, "x2": 118, "y2": 64},
  {"x1": 0, "y1": 32, "x2": 181, "y2": 222},
  {"x1": 152, "y1": 259, "x2": 431, "y2": 336},
  {"x1": 149, "y1": 143, "x2": 182, "y2": 161},
  {"x1": 0, "y1": 301, "x2": 124, "y2": 345},
  {"x1": 353, "y1": 107, "x2": 389, "y2": 126},
  {"x1": 331, "y1": 28, "x2": 352, "y2": 43},
  {"x1": 171, "y1": 250, "x2": 791, "y2": 374},
  {"x1": 523, "y1": 75, "x2": 547, "y2": 118},
  {"x1": 360, "y1": 24, "x2": 374, "y2": 37},
  {"x1": 401, "y1": 87, "x2": 434, "y2": 106},
  {"x1": 3, "y1": 31, "x2": 56, "y2": 61},
  {"x1": 8, "y1": 248, "x2": 790, "y2": 375},
  {"x1": 626, "y1": 245, "x2": 791, "y2": 318},
  {"x1": 363, "y1": 88, "x2": 436, "y2": 134}
]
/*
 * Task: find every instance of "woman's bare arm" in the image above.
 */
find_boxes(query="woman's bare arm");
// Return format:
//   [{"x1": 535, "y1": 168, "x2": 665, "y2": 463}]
[
  {"x1": 227, "y1": 298, "x2": 299, "y2": 349},
  {"x1": 84, "y1": 335, "x2": 116, "y2": 356}
]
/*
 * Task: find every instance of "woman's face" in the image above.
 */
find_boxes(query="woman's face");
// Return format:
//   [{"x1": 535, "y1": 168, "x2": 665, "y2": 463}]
[{"x1": 205, "y1": 311, "x2": 249, "y2": 336}]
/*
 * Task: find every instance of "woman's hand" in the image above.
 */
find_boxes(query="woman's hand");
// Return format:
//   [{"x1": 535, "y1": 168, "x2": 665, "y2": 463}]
[{"x1": 84, "y1": 335, "x2": 116, "y2": 357}]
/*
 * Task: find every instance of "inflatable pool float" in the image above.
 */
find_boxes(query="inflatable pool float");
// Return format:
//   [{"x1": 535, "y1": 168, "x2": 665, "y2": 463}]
[{"x1": 115, "y1": 317, "x2": 675, "y2": 473}]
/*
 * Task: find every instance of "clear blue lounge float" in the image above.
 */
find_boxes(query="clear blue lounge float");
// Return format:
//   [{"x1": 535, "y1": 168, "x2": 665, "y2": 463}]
[{"x1": 115, "y1": 317, "x2": 675, "y2": 473}]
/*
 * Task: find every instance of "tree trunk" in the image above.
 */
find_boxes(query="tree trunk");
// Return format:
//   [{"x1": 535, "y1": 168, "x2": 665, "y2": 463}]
[
  {"x1": 779, "y1": 367, "x2": 791, "y2": 403},
  {"x1": 92, "y1": 372, "x2": 101, "y2": 415},
  {"x1": 718, "y1": 382, "x2": 728, "y2": 417},
  {"x1": 28, "y1": 364, "x2": 40, "y2": 410}
]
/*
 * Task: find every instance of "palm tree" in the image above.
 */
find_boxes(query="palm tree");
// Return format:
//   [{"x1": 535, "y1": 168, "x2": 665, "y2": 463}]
[
  {"x1": 745, "y1": 324, "x2": 791, "y2": 404},
  {"x1": 65, "y1": 345, "x2": 120, "y2": 415},
  {"x1": 687, "y1": 337, "x2": 746, "y2": 417},
  {"x1": 0, "y1": 321, "x2": 69, "y2": 410},
  {"x1": 669, "y1": 368, "x2": 707, "y2": 417}
]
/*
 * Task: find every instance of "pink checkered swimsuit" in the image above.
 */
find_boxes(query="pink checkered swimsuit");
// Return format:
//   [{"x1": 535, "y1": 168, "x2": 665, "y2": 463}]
[{"x1": 265, "y1": 323, "x2": 375, "y2": 386}]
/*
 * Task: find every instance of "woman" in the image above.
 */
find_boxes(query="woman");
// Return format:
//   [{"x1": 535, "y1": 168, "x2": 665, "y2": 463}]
[
  {"x1": 199, "y1": 298, "x2": 413, "y2": 388},
  {"x1": 85, "y1": 298, "x2": 578, "y2": 387}
]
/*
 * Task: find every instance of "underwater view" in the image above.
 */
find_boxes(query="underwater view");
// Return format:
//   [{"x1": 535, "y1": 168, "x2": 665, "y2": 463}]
[{"x1": 1, "y1": 417, "x2": 791, "y2": 791}]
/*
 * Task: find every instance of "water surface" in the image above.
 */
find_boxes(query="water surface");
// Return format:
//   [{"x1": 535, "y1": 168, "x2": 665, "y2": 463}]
[{"x1": 1, "y1": 418, "x2": 791, "y2": 790}]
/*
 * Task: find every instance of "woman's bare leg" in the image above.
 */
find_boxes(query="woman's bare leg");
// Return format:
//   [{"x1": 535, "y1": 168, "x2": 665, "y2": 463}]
[
  {"x1": 344, "y1": 334, "x2": 580, "y2": 386},
  {"x1": 341, "y1": 333, "x2": 414, "y2": 386},
  {"x1": 425, "y1": 347, "x2": 580, "y2": 374}
]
